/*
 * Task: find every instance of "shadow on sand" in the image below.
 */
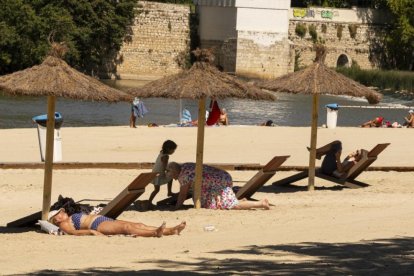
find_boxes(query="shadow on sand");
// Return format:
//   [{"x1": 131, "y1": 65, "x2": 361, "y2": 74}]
[
  {"x1": 27, "y1": 237, "x2": 414, "y2": 275},
  {"x1": 0, "y1": 226, "x2": 37, "y2": 234},
  {"x1": 258, "y1": 183, "x2": 346, "y2": 194}
]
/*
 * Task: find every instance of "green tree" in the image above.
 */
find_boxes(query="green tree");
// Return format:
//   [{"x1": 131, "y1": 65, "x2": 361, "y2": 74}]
[
  {"x1": 385, "y1": 0, "x2": 414, "y2": 70},
  {"x1": 29, "y1": 0, "x2": 138, "y2": 76},
  {"x1": 0, "y1": 0, "x2": 47, "y2": 74},
  {"x1": 0, "y1": 0, "x2": 138, "y2": 76}
]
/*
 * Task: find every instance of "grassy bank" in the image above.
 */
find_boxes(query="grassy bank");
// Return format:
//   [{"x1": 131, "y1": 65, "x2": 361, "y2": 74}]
[{"x1": 336, "y1": 67, "x2": 414, "y2": 99}]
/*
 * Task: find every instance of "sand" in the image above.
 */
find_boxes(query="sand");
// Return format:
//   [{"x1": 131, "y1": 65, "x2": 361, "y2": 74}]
[{"x1": 0, "y1": 126, "x2": 413, "y2": 275}]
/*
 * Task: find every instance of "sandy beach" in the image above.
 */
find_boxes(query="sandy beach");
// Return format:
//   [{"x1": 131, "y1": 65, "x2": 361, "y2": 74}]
[{"x1": 1, "y1": 126, "x2": 413, "y2": 275}]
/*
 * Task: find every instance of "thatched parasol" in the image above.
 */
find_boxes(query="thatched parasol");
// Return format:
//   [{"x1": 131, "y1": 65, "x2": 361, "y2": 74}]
[
  {"x1": 257, "y1": 44, "x2": 382, "y2": 191},
  {"x1": 0, "y1": 43, "x2": 133, "y2": 220},
  {"x1": 128, "y1": 48, "x2": 276, "y2": 209}
]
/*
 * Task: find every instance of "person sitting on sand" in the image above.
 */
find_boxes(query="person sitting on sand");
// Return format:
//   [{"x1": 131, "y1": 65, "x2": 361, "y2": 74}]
[
  {"x1": 360, "y1": 116, "x2": 383, "y2": 128},
  {"x1": 259, "y1": 120, "x2": 275, "y2": 127},
  {"x1": 403, "y1": 110, "x2": 414, "y2": 128},
  {"x1": 180, "y1": 108, "x2": 211, "y2": 127},
  {"x1": 48, "y1": 208, "x2": 186, "y2": 237},
  {"x1": 166, "y1": 162, "x2": 270, "y2": 210},
  {"x1": 218, "y1": 108, "x2": 229, "y2": 126},
  {"x1": 312, "y1": 140, "x2": 363, "y2": 178}
]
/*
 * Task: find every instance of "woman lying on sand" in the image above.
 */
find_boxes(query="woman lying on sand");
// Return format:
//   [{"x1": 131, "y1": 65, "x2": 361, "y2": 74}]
[
  {"x1": 360, "y1": 116, "x2": 383, "y2": 127},
  {"x1": 48, "y1": 208, "x2": 186, "y2": 237},
  {"x1": 166, "y1": 162, "x2": 270, "y2": 210}
]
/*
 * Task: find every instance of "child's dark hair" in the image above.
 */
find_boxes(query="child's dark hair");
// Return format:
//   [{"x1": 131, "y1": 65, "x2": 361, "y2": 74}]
[{"x1": 162, "y1": 140, "x2": 177, "y2": 154}]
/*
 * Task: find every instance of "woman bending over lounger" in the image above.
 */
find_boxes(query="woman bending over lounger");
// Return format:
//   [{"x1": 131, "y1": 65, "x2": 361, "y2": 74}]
[
  {"x1": 166, "y1": 162, "x2": 270, "y2": 210},
  {"x1": 48, "y1": 208, "x2": 186, "y2": 237}
]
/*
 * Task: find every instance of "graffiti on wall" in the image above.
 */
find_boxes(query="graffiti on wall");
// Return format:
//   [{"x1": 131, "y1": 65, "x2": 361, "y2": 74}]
[
  {"x1": 293, "y1": 8, "x2": 315, "y2": 18},
  {"x1": 321, "y1": 10, "x2": 334, "y2": 19},
  {"x1": 293, "y1": 8, "x2": 338, "y2": 20}
]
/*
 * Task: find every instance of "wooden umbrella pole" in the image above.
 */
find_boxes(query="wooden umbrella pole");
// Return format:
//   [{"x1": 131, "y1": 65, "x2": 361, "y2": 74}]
[
  {"x1": 194, "y1": 97, "x2": 206, "y2": 209},
  {"x1": 308, "y1": 94, "x2": 319, "y2": 191},
  {"x1": 41, "y1": 95, "x2": 56, "y2": 220}
]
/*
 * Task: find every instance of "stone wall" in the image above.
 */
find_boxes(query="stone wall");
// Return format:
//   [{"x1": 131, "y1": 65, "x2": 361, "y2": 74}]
[
  {"x1": 196, "y1": 0, "x2": 292, "y2": 79},
  {"x1": 200, "y1": 32, "x2": 292, "y2": 79},
  {"x1": 235, "y1": 31, "x2": 293, "y2": 79},
  {"x1": 199, "y1": 39, "x2": 237, "y2": 72},
  {"x1": 115, "y1": 3, "x2": 389, "y2": 80},
  {"x1": 289, "y1": 20, "x2": 386, "y2": 70},
  {"x1": 288, "y1": 7, "x2": 389, "y2": 70},
  {"x1": 115, "y1": 1, "x2": 190, "y2": 80}
]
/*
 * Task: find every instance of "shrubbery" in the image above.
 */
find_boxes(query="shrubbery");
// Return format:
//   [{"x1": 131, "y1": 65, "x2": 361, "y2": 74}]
[
  {"x1": 295, "y1": 23, "x2": 307, "y2": 38},
  {"x1": 308, "y1": 24, "x2": 318, "y2": 43},
  {"x1": 337, "y1": 66, "x2": 414, "y2": 97}
]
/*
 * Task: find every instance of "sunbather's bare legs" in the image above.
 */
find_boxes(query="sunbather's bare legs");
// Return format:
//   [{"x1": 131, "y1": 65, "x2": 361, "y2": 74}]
[
  {"x1": 97, "y1": 220, "x2": 185, "y2": 237},
  {"x1": 308, "y1": 140, "x2": 341, "y2": 159},
  {"x1": 232, "y1": 198, "x2": 270, "y2": 210},
  {"x1": 97, "y1": 220, "x2": 164, "y2": 237},
  {"x1": 162, "y1": 221, "x2": 186, "y2": 235}
]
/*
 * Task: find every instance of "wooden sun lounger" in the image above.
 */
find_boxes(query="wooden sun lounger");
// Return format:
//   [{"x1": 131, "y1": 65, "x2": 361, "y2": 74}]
[
  {"x1": 236, "y1": 155, "x2": 290, "y2": 199},
  {"x1": 7, "y1": 211, "x2": 42, "y2": 228},
  {"x1": 272, "y1": 143, "x2": 390, "y2": 189},
  {"x1": 99, "y1": 172, "x2": 157, "y2": 219},
  {"x1": 7, "y1": 172, "x2": 157, "y2": 227}
]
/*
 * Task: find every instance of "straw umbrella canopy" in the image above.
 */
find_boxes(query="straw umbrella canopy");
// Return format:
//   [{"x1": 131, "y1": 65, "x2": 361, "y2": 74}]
[
  {"x1": 0, "y1": 43, "x2": 133, "y2": 220},
  {"x1": 128, "y1": 48, "x2": 276, "y2": 209},
  {"x1": 257, "y1": 45, "x2": 382, "y2": 191}
]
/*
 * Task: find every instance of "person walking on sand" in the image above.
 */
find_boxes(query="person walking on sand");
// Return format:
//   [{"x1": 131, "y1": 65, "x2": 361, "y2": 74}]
[
  {"x1": 48, "y1": 208, "x2": 186, "y2": 237},
  {"x1": 148, "y1": 140, "x2": 178, "y2": 208},
  {"x1": 166, "y1": 162, "x2": 270, "y2": 210}
]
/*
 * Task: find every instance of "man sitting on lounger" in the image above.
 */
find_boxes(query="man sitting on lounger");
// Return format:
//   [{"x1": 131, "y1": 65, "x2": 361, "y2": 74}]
[{"x1": 313, "y1": 140, "x2": 363, "y2": 178}]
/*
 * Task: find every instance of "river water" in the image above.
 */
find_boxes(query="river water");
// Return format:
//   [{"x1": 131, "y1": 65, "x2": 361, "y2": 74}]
[{"x1": 0, "y1": 79, "x2": 413, "y2": 129}]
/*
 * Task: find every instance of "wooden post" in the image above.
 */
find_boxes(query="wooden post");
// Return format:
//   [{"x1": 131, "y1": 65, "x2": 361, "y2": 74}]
[
  {"x1": 308, "y1": 65, "x2": 320, "y2": 191},
  {"x1": 308, "y1": 94, "x2": 319, "y2": 191},
  {"x1": 41, "y1": 95, "x2": 56, "y2": 220},
  {"x1": 194, "y1": 97, "x2": 206, "y2": 209}
]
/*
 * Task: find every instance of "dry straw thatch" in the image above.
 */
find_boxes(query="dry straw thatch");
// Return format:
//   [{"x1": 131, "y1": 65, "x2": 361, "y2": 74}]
[
  {"x1": 0, "y1": 42, "x2": 133, "y2": 222},
  {"x1": 258, "y1": 45, "x2": 382, "y2": 104},
  {"x1": 128, "y1": 48, "x2": 276, "y2": 101},
  {"x1": 0, "y1": 43, "x2": 132, "y2": 102},
  {"x1": 258, "y1": 45, "x2": 382, "y2": 191},
  {"x1": 128, "y1": 48, "x2": 275, "y2": 209}
]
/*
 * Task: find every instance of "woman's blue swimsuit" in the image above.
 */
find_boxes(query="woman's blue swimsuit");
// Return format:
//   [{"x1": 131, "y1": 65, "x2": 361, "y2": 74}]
[
  {"x1": 71, "y1": 213, "x2": 83, "y2": 230},
  {"x1": 91, "y1": 216, "x2": 114, "y2": 230},
  {"x1": 71, "y1": 213, "x2": 114, "y2": 230}
]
